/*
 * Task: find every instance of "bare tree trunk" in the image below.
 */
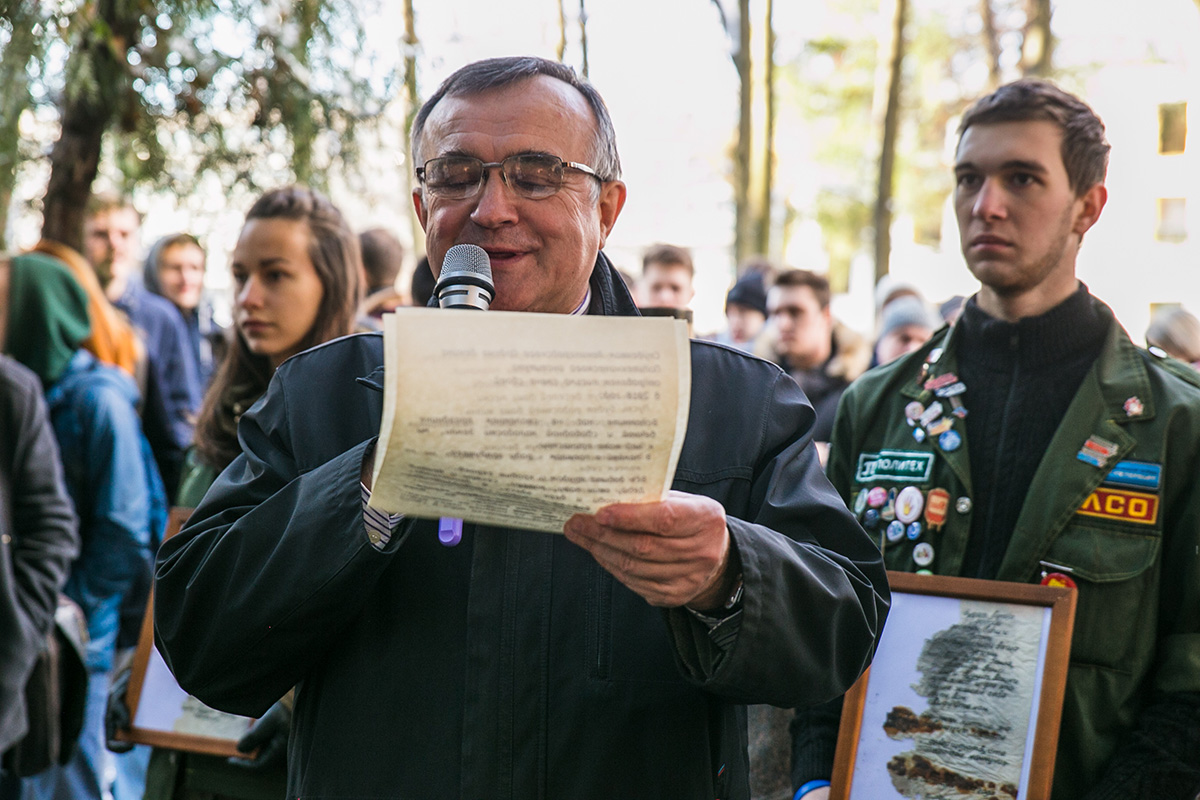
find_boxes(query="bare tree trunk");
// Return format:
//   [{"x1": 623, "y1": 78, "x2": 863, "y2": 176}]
[
  {"x1": 556, "y1": 0, "x2": 567, "y2": 62},
  {"x1": 0, "y1": 1, "x2": 40, "y2": 251},
  {"x1": 578, "y1": 0, "x2": 589, "y2": 78},
  {"x1": 980, "y1": 0, "x2": 1002, "y2": 89},
  {"x1": 41, "y1": 0, "x2": 134, "y2": 253},
  {"x1": 873, "y1": 0, "x2": 907, "y2": 284},
  {"x1": 1021, "y1": 0, "x2": 1053, "y2": 76},
  {"x1": 733, "y1": 0, "x2": 752, "y2": 263},
  {"x1": 402, "y1": 0, "x2": 424, "y2": 256},
  {"x1": 752, "y1": 0, "x2": 775, "y2": 258}
]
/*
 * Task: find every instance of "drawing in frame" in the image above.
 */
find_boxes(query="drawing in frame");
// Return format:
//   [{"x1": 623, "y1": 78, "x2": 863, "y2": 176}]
[
  {"x1": 112, "y1": 506, "x2": 256, "y2": 757},
  {"x1": 831, "y1": 571, "x2": 1077, "y2": 800}
]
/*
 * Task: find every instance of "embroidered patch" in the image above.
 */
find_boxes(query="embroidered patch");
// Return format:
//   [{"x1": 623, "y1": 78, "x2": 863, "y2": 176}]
[
  {"x1": 1103, "y1": 460, "x2": 1162, "y2": 491},
  {"x1": 1076, "y1": 487, "x2": 1159, "y2": 526},
  {"x1": 856, "y1": 451, "x2": 934, "y2": 483}
]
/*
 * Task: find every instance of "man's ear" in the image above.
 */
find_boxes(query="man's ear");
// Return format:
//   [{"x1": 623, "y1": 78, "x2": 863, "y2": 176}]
[
  {"x1": 596, "y1": 180, "x2": 627, "y2": 249},
  {"x1": 412, "y1": 188, "x2": 429, "y2": 232},
  {"x1": 1073, "y1": 183, "x2": 1107, "y2": 237}
]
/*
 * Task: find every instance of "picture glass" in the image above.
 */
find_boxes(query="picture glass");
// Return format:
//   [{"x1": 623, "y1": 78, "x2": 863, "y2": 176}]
[{"x1": 848, "y1": 593, "x2": 1052, "y2": 799}]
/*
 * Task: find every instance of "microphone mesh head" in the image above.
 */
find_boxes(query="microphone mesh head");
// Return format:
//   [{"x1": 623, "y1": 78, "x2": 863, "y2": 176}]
[{"x1": 442, "y1": 244, "x2": 493, "y2": 283}]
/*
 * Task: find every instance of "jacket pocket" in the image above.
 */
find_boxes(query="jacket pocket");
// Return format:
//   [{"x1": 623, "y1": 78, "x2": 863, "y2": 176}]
[
  {"x1": 584, "y1": 564, "x2": 688, "y2": 685},
  {"x1": 1042, "y1": 524, "x2": 1160, "y2": 671}
]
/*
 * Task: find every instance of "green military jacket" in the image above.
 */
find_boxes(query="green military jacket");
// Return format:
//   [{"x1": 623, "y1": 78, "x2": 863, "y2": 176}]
[{"x1": 827, "y1": 299, "x2": 1200, "y2": 799}]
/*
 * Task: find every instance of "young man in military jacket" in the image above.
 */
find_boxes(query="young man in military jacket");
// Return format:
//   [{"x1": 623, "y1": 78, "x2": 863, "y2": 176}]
[{"x1": 791, "y1": 80, "x2": 1200, "y2": 800}]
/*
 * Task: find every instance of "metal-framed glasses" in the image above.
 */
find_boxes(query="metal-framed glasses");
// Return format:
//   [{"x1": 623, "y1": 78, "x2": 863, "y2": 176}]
[{"x1": 416, "y1": 154, "x2": 600, "y2": 200}]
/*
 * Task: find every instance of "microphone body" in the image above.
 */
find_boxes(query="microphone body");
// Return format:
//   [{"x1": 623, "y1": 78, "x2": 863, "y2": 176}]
[{"x1": 435, "y1": 244, "x2": 494, "y2": 311}]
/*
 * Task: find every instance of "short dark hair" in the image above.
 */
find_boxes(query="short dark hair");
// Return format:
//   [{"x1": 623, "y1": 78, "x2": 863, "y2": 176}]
[
  {"x1": 641, "y1": 243, "x2": 693, "y2": 277},
  {"x1": 410, "y1": 56, "x2": 621, "y2": 183},
  {"x1": 959, "y1": 79, "x2": 1110, "y2": 196},
  {"x1": 773, "y1": 269, "x2": 831, "y2": 309},
  {"x1": 359, "y1": 228, "x2": 405, "y2": 293}
]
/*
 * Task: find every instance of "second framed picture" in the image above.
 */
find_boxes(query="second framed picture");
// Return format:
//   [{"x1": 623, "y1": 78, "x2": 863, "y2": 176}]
[{"x1": 831, "y1": 571, "x2": 1077, "y2": 800}]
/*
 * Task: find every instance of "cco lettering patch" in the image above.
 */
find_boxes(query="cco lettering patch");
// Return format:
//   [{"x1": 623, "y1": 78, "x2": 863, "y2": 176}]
[
  {"x1": 856, "y1": 451, "x2": 934, "y2": 483},
  {"x1": 1076, "y1": 487, "x2": 1159, "y2": 526}
]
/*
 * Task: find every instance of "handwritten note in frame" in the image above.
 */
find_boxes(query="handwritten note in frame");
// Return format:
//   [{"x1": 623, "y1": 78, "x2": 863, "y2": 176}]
[{"x1": 832, "y1": 572, "x2": 1076, "y2": 800}]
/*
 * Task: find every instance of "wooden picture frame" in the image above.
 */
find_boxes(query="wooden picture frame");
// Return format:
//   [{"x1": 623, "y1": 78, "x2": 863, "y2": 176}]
[
  {"x1": 113, "y1": 506, "x2": 256, "y2": 757},
  {"x1": 831, "y1": 571, "x2": 1077, "y2": 800}
]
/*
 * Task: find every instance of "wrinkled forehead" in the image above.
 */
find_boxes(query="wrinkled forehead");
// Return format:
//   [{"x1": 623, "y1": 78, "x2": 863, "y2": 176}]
[{"x1": 419, "y1": 75, "x2": 597, "y2": 163}]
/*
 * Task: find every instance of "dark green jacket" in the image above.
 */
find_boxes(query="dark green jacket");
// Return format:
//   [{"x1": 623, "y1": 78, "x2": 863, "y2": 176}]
[{"x1": 827, "y1": 299, "x2": 1200, "y2": 799}]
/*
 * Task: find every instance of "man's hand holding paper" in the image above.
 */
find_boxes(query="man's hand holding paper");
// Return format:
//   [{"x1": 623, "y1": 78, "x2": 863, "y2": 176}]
[{"x1": 563, "y1": 490, "x2": 734, "y2": 610}]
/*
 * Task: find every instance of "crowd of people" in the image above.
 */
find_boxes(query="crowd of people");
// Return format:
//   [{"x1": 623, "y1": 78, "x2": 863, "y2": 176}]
[{"x1": 0, "y1": 54, "x2": 1198, "y2": 800}]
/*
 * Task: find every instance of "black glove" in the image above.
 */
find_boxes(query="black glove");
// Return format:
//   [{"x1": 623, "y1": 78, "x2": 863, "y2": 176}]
[
  {"x1": 104, "y1": 665, "x2": 135, "y2": 754},
  {"x1": 228, "y1": 700, "x2": 290, "y2": 771}
]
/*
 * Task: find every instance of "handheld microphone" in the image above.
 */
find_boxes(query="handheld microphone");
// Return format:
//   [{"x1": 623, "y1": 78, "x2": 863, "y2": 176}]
[{"x1": 435, "y1": 244, "x2": 494, "y2": 311}]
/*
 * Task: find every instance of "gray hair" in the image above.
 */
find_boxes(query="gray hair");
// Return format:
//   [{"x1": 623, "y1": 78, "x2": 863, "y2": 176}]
[{"x1": 410, "y1": 56, "x2": 622, "y2": 184}]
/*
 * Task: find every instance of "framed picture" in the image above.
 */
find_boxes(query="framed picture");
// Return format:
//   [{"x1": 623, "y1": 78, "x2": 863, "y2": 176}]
[
  {"x1": 831, "y1": 571, "x2": 1077, "y2": 800},
  {"x1": 113, "y1": 507, "x2": 256, "y2": 757}
]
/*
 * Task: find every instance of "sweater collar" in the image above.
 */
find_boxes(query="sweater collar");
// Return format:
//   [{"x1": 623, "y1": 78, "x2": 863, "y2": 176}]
[{"x1": 957, "y1": 282, "x2": 1108, "y2": 370}]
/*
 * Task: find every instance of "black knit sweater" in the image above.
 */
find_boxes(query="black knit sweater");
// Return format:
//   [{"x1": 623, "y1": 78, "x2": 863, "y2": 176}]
[{"x1": 956, "y1": 283, "x2": 1108, "y2": 579}]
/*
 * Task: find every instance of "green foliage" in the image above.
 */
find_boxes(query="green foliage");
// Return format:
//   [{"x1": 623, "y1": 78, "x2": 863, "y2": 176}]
[{"x1": 3, "y1": 0, "x2": 390, "y2": 213}]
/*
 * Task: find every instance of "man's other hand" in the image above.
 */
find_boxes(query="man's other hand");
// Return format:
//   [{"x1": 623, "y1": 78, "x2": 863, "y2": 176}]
[{"x1": 563, "y1": 490, "x2": 734, "y2": 609}]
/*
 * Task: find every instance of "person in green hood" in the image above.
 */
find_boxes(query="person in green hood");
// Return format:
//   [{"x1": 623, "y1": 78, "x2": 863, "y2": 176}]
[{"x1": 1, "y1": 252, "x2": 166, "y2": 800}]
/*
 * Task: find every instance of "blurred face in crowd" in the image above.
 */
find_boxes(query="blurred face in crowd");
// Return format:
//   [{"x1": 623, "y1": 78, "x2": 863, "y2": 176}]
[
  {"x1": 954, "y1": 119, "x2": 1105, "y2": 320},
  {"x1": 231, "y1": 218, "x2": 324, "y2": 369},
  {"x1": 725, "y1": 303, "x2": 765, "y2": 344},
  {"x1": 157, "y1": 242, "x2": 207, "y2": 313},
  {"x1": 638, "y1": 262, "x2": 694, "y2": 310},
  {"x1": 875, "y1": 323, "x2": 933, "y2": 365},
  {"x1": 84, "y1": 206, "x2": 140, "y2": 292},
  {"x1": 413, "y1": 75, "x2": 626, "y2": 314},
  {"x1": 768, "y1": 284, "x2": 833, "y2": 369}
]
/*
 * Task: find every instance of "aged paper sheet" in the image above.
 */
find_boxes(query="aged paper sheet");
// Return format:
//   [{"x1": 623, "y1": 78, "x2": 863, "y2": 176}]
[
  {"x1": 369, "y1": 308, "x2": 691, "y2": 533},
  {"x1": 851, "y1": 594, "x2": 1049, "y2": 800}
]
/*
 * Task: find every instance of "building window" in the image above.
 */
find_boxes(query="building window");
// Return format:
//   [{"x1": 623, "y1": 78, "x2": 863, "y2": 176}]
[
  {"x1": 1156, "y1": 198, "x2": 1187, "y2": 242},
  {"x1": 1159, "y1": 102, "x2": 1187, "y2": 154}
]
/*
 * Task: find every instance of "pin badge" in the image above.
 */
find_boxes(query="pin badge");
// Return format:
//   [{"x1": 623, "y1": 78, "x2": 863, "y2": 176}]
[
  {"x1": 895, "y1": 486, "x2": 925, "y2": 523},
  {"x1": 906, "y1": 521, "x2": 922, "y2": 540},
  {"x1": 1077, "y1": 435, "x2": 1118, "y2": 468},
  {"x1": 938, "y1": 430, "x2": 962, "y2": 452},
  {"x1": 925, "y1": 488, "x2": 950, "y2": 530},
  {"x1": 880, "y1": 489, "x2": 897, "y2": 521},
  {"x1": 913, "y1": 542, "x2": 935, "y2": 566},
  {"x1": 927, "y1": 417, "x2": 954, "y2": 437},
  {"x1": 1124, "y1": 396, "x2": 1144, "y2": 417},
  {"x1": 919, "y1": 402, "x2": 944, "y2": 428},
  {"x1": 924, "y1": 373, "x2": 958, "y2": 391},
  {"x1": 886, "y1": 520, "x2": 906, "y2": 542},
  {"x1": 1041, "y1": 572, "x2": 1077, "y2": 589},
  {"x1": 867, "y1": 487, "x2": 888, "y2": 508},
  {"x1": 912, "y1": 427, "x2": 927, "y2": 443},
  {"x1": 862, "y1": 508, "x2": 881, "y2": 529},
  {"x1": 934, "y1": 382, "x2": 966, "y2": 398},
  {"x1": 955, "y1": 496, "x2": 972, "y2": 515},
  {"x1": 905, "y1": 401, "x2": 925, "y2": 425},
  {"x1": 854, "y1": 488, "x2": 868, "y2": 515}
]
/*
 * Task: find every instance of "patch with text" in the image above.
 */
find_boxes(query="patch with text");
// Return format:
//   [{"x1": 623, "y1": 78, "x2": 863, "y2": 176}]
[
  {"x1": 1076, "y1": 487, "x2": 1159, "y2": 526},
  {"x1": 855, "y1": 450, "x2": 934, "y2": 483}
]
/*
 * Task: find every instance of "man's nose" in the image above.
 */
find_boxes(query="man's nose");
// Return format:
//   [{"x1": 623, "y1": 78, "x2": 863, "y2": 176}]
[
  {"x1": 973, "y1": 178, "x2": 1007, "y2": 220},
  {"x1": 469, "y1": 166, "x2": 520, "y2": 227}
]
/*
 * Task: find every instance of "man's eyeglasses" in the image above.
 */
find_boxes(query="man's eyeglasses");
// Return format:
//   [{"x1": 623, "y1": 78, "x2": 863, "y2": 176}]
[{"x1": 416, "y1": 154, "x2": 601, "y2": 200}]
